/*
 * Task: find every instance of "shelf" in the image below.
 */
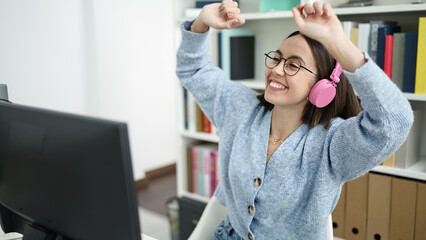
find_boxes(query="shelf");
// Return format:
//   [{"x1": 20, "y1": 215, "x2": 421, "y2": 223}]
[
  {"x1": 242, "y1": 3, "x2": 426, "y2": 20},
  {"x1": 182, "y1": 4, "x2": 426, "y2": 21},
  {"x1": 403, "y1": 92, "x2": 426, "y2": 101},
  {"x1": 181, "y1": 130, "x2": 219, "y2": 143},
  {"x1": 371, "y1": 157, "x2": 426, "y2": 181}
]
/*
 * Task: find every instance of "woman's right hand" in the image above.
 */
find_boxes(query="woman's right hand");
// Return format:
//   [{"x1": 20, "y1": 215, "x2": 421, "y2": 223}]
[{"x1": 191, "y1": 0, "x2": 245, "y2": 33}]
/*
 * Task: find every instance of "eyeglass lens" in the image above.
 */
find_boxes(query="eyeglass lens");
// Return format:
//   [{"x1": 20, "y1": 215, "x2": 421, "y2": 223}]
[{"x1": 264, "y1": 51, "x2": 302, "y2": 76}]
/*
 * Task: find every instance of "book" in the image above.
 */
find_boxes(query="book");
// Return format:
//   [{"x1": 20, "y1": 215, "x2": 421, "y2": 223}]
[
  {"x1": 377, "y1": 26, "x2": 400, "y2": 69},
  {"x1": 183, "y1": 88, "x2": 189, "y2": 130},
  {"x1": 358, "y1": 23, "x2": 371, "y2": 54},
  {"x1": 230, "y1": 36, "x2": 255, "y2": 80},
  {"x1": 203, "y1": 146, "x2": 211, "y2": 198},
  {"x1": 187, "y1": 91, "x2": 196, "y2": 132},
  {"x1": 210, "y1": 149, "x2": 218, "y2": 197},
  {"x1": 384, "y1": 35, "x2": 394, "y2": 79},
  {"x1": 191, "y1": 145, "x2": 199, "y2": 194},
  {"x1": 395, "y1": 110, "x2": 422, "y2": 169},
  {"x1": 368, "y1": 20, "x2": 397, "y2": 63},
  {"x1": 415, "y1": 17, "x2": 426, "y2": 94},
  {"x1": 197, "y1": 145, "x2": 204, "y2": 196},
  {"x1": 189, "y1": 144, "x2": 218, "y2": 197},
  {"x1": 350, "y1": 28, "x2": 359, "y2": 46},
  {"x1": 209, "y1": 29, "x2": 219, "y2": 67},
  {"x1": 342, "y1": 21, "x2": 358, "y2": 39},
  {"x1": 381, "y1": 153, "x2": 395, "y2": 167},
  {"x1": 220, "y1": 28, "x2": 254, "y2": 80},
  {"x1": 195, "y1": 1, "x2": 222, "y2": 8},
  {"x1": 392, "y1": 33, "x2": 406, "y2": 90},
  {"x1": 202, "y1": 112, "x2": 211, "y2": 133},
  {"x1": 402, "y1": 32, "x2": 418, "y2": 93},
  {"x1": 195, "y1": 103, "x2": 203, "y2": 132}
]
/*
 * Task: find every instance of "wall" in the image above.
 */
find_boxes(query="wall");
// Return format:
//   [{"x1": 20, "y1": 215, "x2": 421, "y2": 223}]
[
  {"x1": 90, "y1": 0, "x2": 178, "y2": 179},
  {"x1": 0, "y1": 0, "x2": 178, "y2": 180}
]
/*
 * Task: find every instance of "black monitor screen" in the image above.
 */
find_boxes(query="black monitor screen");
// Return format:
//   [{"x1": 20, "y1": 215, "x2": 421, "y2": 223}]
[{"x1": 0, "y1": 101, "x2": 141, "y2": 239}]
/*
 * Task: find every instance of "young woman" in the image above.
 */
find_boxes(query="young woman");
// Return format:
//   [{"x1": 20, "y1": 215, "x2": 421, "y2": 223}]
[{"x1": 176, "y1": 1, "x2": 414, "y2": 239}]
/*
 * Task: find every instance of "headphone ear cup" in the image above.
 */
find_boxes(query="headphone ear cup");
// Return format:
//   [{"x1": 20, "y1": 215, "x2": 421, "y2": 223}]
[{"x1": 308, "y1": 79, "x2": 336, "y2": 108}]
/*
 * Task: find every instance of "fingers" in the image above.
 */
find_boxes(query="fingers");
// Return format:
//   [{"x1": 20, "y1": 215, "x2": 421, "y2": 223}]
[
  {"x1": 219, "y1": 0, "x2": 239, "y2": 19},
  {"x1": 313, "y1": 2, "x2": 323, "y2": 15},
  {"x1": 219, "y1": 0, "x2": 245, "y2": 29},
  {"x1": 292, "y1": 6, "x2": 305, "y2": 29},
  {"x1": 323, "y1": 2, "x2": 334, "y2": 17},
  {"x1": 297, "y1": 1, "x2": 332, "y2": 17}
]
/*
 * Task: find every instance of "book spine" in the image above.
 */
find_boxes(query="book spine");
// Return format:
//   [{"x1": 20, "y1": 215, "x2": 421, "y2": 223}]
[
  {"x1": 186, "y1": 144, "x2": 193, "y2": 192},
  {"x1": 415, "y1": 17, "x2": 426, "y2": 94},
  {"x1": 198, "y1": 146, "x2": 204, "y2": 196},
  {"x1": 369, "y1": 21, "x2": 383, "y2": 62},
  {"x1": 183, "y1": 88, "x2": 188, "y2": 130},
  {"x1": 187, "y1": 92, "x2": 196, "y2": 132},
  {"x1": 350, "y1": 28, "x2": 359, "y2": 47},
  {"x1": 195, "y1": 1, "x2": 222, "y2": 8},
  {"x1": 210, "y1": 150, "x2": 218, "y2": 197},
  {"x1": 403, "y1": 32, "x2": 418, "y2": 93},
  {"x1": 204, "y1": 147, "x2": 211, "y2": 197},
  {"x1": 202, "y1": 113, "x2": 211, "y2": 133},
  {"x1": 191, "y1": 146, "x2": 198, "y2": 194},
  {"x1": 358, "y1": 23, "x2": 371, "y2": 54},
  {"x1": 376, "y1": 27, "x2": 387, "y2": 69},
  {"x1": 392, "y1": 33, "x2": 406, "y2": 90},
  {"x1": 195, "y1": 103, "x2": 203, "y2": 132},
  {"x1": 384, "y1": 35, "x2": 394, "y2": 79}
]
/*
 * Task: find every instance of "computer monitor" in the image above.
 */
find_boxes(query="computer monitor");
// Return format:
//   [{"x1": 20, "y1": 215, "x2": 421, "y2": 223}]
[{"x1": 0, "y1": 101, "x2": 141, "y2": 239}]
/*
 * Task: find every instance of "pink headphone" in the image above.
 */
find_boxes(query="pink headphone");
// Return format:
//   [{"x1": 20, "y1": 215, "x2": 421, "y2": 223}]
[{"x1": 308, "y1": 62, "x2": 342, "y2": 108}]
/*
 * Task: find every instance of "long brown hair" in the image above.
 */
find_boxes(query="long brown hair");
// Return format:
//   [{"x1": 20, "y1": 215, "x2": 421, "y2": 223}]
[{"x1": 257, "y1": 31, "x2": 362, "y2": 129}]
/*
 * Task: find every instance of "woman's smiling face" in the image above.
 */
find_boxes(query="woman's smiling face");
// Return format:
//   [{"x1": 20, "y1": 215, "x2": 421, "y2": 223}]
[{"x1": 264, "y1": 34, "x2": 318, "y2": 109}]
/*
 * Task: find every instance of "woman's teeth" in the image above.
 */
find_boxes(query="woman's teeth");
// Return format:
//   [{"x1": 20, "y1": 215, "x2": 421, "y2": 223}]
[{"x1": 270, "y1": 81, "x2": 286, "y2": 90}]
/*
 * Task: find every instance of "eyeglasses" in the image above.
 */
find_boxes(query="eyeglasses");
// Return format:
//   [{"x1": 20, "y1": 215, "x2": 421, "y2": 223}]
[{"x1": 264, "y1": 51, "x2": 318, "y2": 77}]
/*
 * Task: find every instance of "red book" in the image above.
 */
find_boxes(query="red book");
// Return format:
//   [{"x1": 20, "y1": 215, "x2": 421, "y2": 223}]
[{"x1": 384, "y1": 35, "x2": 394, "y2": 79}]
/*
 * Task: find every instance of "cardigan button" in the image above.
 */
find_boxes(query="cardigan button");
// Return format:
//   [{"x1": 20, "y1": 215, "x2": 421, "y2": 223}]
[
  {"x1": 248, "y1": 205, "x2": 254, "y2": 215},
  {"x1": 248, "y1": 233, "x2": 254, "y2": 240},
  {"x1": 253, "y1": 178, "x2": 262, "y2": 187}
]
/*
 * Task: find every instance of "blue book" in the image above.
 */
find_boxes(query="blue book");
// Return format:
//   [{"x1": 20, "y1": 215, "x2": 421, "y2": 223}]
[
  {"x1": 196, "y1": 1, "x2": 222, "y2": 8},
  {"x1": 376, "y1": 26, "x2": 400, "y2": 69},
  {"x1": 402, "y1": 32, "x2": 418, "y2": 93}
]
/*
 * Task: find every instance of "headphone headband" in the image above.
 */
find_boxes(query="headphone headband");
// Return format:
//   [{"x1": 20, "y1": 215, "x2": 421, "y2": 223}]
[{"x1": 330, "y1": 62, "x2": 342, "y2": 86}]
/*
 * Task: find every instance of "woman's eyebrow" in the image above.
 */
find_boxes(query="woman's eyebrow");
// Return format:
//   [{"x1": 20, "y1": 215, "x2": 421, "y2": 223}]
[{"x1": 277, "y1": 49, "x2": 307, "y2": 65}]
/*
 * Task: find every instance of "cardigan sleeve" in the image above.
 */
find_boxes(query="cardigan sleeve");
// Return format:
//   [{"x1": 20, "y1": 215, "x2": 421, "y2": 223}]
[
  {"x1": 327, "y1": 55, "x2": 414, "y2": 182},
  {"x1": 175, "y1": 21, "x2": 259, "y2": 132}
]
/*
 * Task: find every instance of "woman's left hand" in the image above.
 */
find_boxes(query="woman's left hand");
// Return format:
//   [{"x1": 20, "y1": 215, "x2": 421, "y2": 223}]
[
  {"x1": 292, "y1": 1, "x2": 366, "y2": 72},
  {"x1": 292, "y1": 2, "x2": 345, "y2": 46}
]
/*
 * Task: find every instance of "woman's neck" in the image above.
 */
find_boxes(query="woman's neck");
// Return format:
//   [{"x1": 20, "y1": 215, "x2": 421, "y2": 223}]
[{"x1": 270, "y1": 106, "x2": 304, "y2": 140}]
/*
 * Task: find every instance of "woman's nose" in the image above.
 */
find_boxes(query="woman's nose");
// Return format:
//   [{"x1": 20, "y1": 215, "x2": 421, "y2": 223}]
[{"x1": 272, "y1": 61, "x2": 286, "y2": 76}]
